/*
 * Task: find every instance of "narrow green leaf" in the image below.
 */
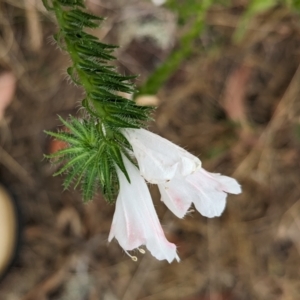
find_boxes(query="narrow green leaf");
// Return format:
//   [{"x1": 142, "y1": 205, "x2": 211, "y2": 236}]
[
  {"x1": 75, "y1": 44, "x2": 115, "y2": 60},
  {"x1": 45, "y1": 146, "x2": 85, "y2": 159},
  {"x1": 98, "y1": 152, "x2": 114, "y2": 201},
  {"x1": 67, "y1": 67, "x2": 81, "y2": 85},
  {"x1": 82, "y1": 162, "x2": 98, "y2": 202},
  {"x1": 63, "y1": 162, "x2": 85, "y2": 190},
  {"x1": 57, "y1": 115, "x2": 87, "y2": 140},
  {"x1": 45, "y1": 130, "x2": 82, "y2": 146},
  {"x1": 54, "y1": 151, "x2": 90, "y2": 176},
  {"x1": 105, "y1": 115, "x2": 140, "y2": 128},
  {"x1": 108, "y1": 144, "x2": 130, "y2": 182},
  {"x1": 69, "y1": 9, "x2": 104, "y2": 22},
  {"x1": 74, "y1": 152, "x2": 98, "y2": 188},
  {"x1": 69, "y1": 116, "x2": 90, "y2": 140}
]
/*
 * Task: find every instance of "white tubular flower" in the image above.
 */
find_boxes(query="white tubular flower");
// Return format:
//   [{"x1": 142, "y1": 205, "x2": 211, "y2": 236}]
[
  {"x1": 108, "y1": 155, "x2": 180, "y2": 263},
  {"x1": 159, "y1": 169, "x2": 241, "y2": 218},
  {"x1": 122, "y1": 128, "x2": 201, "y2": 184}
]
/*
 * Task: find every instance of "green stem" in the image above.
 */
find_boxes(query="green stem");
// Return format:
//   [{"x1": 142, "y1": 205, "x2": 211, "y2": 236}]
[
  {"x1": 53, "y1": 2, "x2": 93, "y2": 92},
  {"x1": 52, "y1": 0, "x2": 111, "y2": 125}
]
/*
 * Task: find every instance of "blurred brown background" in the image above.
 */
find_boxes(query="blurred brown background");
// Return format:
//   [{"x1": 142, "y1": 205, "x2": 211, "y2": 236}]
[{"x1": 1, "y1": 0, "x2": 300, "y2": 299}]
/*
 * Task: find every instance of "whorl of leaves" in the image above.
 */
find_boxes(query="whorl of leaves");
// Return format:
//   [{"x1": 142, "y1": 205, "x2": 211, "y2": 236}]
[{"x1": 45, "y1": 116, "x2": 134, "y2": 202}]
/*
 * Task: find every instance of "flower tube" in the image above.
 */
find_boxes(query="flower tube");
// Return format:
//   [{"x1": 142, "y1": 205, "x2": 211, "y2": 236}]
[
  {"x1": 108, "y1": 155, "x2": 180, "y2": 263},
  {"x1": 122, "y1": 128, "x2": 201, "y2": 184}
]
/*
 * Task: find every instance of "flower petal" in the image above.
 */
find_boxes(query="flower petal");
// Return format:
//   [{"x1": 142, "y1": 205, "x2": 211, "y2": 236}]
[
  {"x1": 158, "y1": 175, "x2": 193, "y2": 218},
  {"x1": 207, "y1": 172, "x2": 242, "y2": 194},
  {"x1": 158, "y1": 167, "x2": 241, "y2": 218},
  {"x1": 108, "y1": 155, "x2": 180, "y2": 263},
  {"x1": 122, "y1": 128, "x2": 201, "y2": 183},
  {"x1": 186, "y1": 168, "x2": 240, "y2": 218}
]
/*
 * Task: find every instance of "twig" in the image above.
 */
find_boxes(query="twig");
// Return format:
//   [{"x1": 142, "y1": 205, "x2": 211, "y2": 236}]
[
  {"x1": 0, "y1": 146, "x2": 35, "y2": 187},
  {"x1": 25, "y1": 0, "x2": 43, "y2": 52}
]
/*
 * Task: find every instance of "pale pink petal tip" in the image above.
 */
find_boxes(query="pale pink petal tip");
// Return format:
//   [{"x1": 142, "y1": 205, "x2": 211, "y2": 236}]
[
  {"x1": 211, "y1": 173, "x2": 242, "y2": 195},
  {"x1": 158, "y1": 168, "x2": 241, "y2": 219},
  {"x1": 158, "y1": 177, "x2": 193, "y2": 219},
  {"x1": 186, "y1": 169, "x2": 241, "y2": 218}
]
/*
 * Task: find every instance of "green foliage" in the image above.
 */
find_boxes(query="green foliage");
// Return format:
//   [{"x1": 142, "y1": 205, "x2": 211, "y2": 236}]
[
  {"x1": 52, "y1": 0, "x2": 153, "y2": 127},
  {"x1": 43, "y1": 0, "x2": 153, "y2": 202},
  {"x1": 45, "y1": 116, "x2": 133, "y2": 202}
]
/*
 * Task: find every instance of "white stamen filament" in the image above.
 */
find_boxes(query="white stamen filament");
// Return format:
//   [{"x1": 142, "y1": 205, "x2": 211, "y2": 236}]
[{"x1": 125, "y1": 251, "x2": 138, "y2": 261}]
